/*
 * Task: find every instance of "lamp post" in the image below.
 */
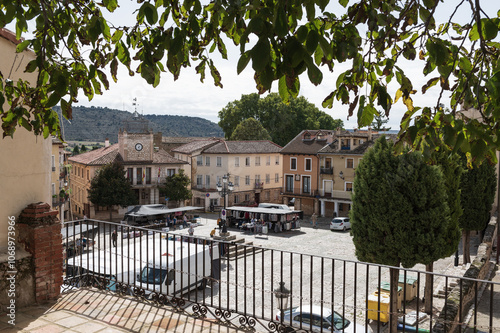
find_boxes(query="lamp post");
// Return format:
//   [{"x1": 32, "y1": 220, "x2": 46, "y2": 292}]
[
  {"x1": 274, "y1": 282, "x2": 291, "y2": 322},
  {"x1": 216, "y1": 174, "x2": 234, "y2": 234}
]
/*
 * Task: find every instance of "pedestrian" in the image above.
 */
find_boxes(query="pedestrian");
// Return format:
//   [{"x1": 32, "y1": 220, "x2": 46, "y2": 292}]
[
  {"x1": 210, "y1": 228, "x2": 216, "y2": 237},
  {"x1": 312, "y1": 213, "x2": 317, "y2": 229},
  {"x1": 183, "y1": 214, "x2": 189, "y2": 227},
  {"x1": 111, "y1": 230, "x2": 117, "y2": 247},
  {"x1": 188, "y1": 224, "x2": 194, "y2": 236}
]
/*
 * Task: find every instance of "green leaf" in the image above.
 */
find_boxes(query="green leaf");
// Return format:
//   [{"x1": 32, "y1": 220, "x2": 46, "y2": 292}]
[
  {"x1": 16, "y1": 39, "x2": 31, "y2": 53},
  {"x1": 306, "y1": 29, "x2": 319, "y2": 54},
  {"x1": 103, "y1": 0, "x2": 119, "y2": 12},
  {"x1": 25, "y1": 60, "x2": 38, "y2": 73},
  {"x1": 357, "y1": 95, "x2": 366, "y2": 127},
  {"x1": 45, "y1": 93, "x2": 61, "y2": 108},
  {"x1": 111, "y1": 30, "x2": 123, "y2": 43},
  {"x1": 339, "y1": 0, "x2": 349, "y2": 8},
  {"x1": 251, "y1": 38, "x2": 271, "y2": 72},
  {"x1": 307, "y1": 61, "x2": 323, "y2": 85},
  {"x1": 237, "y1": 52, "x2": 251, "y2": 75},
  {"x1": 144, "y1": 3, "x2": 159, "y2": 25},
  {"x1": 278, "y1": 75, "x2": 290, "y2": 102},
  {"x1": 275, "y1": 8, "x2": 288, "y2": 38},
  {"x1": 481, "y1": 18, "x2": 498, "y2": 40}
]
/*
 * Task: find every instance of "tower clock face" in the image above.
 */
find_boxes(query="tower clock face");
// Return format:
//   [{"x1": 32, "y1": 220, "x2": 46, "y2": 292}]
[{"x1": 135, "y1": 143, "x2": 143, "y2": 151}]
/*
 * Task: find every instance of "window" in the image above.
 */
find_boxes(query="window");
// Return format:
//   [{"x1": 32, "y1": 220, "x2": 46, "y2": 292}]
[
  {"x1": 146, "y1": 167, "x2": 151, "y2": 184},
  {"x1": 353, "y1": 139, "x2": 358, "y2": 145},
  {"x1": 266, "y1": 156, "x2": 271, "y2": 165},
  {"x1": 205, "y1": 175, "x2": 210, "y2": 187},
  {"x1": 51, "y1": 183, "x2": 56, "y2": 196},
  {"x1": 197, "y1": 155, "x2": 203, "y2": 166},
  {"x1": 136, "y1": 168, "x2": 143, "y2": 185},
  {"x1": 275, "y1": 156, "x2": 280, "y2": 165},
  {"x1": 205, "y1": 156, "x2": 210, "y2": 166},
  {"x1": 235, "y1": 156, "x2": 240, "y2": 167},
  {"x1": 217, "y1": 156, "x2": 222, "y2": 167},
  {"x1": 234, "y1": 176, "x2": 240, "y2": 186},
  {"x1": 346, "y1": 158, "x2": 354, "y2": 168},
  {"x1": 359, "y1": 139, "x2": 364, "y2": 144},
  {"x1": 244, "y1": 194, "x2": 250, "y2": 201},
  {"x1": 346, "y1": 182, "x2": 353, "y2": 191},
  {"x1": 305, "y1": 158, "x2": 312, "y2": 171},
  {"x1": 266, "y1": 174, "x2": 270, "y2": 184},
  {"x1": 285, "y1": 175, "x2": 294, "y2": 192},
  {"x1": 255, "y1": 156, "x2": 260, "y2": 166},
  {"x1": 255, "y1": 174, "x2": 261, "y2": 186},
  {"x1": 245, "y1": 157, "x2": 251, "y2": 166},
  {"x1": 303, "y1": 176, "x2": 311, "y2": 194},
  {"x1": 196, "y1": 175, "x2": 203, "y2": 187},
  {"x1": 216, "y1": 175, "x2": 221, "y2": 185},
  {"x1": 234, "y1": 195, "x2": 240, "y2": 204},
  {"x1": 290, "y1": 157, "x2": 297, "y2": 170},
  {"x1": 245, "y1": 175, "x2": 250, "y2": 185},
  {"x1": 265, "y1": 191, "x2": 270, "y2": 200},
  {"x1": 87, "y1": 170, "x2": 89, "y2": 180},
  {"x1": 127, "y1": 168, "x2": 133, "y2": 184},
  {"x1": 51, "y1": 155, "x2": 56, "y2": 171},
  {"x1": 275, "y1": 173, "x2": 279, "y2": 183},
  {"x1": 167, "y1": 169, "x2": 175, "y2": 177}
]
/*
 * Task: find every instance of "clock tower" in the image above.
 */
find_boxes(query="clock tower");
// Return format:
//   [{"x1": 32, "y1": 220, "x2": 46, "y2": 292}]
[{"x1": 118, "y1": 111, "x2": 154, "y2": 162}]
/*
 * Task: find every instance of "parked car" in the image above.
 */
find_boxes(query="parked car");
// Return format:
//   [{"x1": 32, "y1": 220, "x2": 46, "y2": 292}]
[
  {"x1": 276, "y1": 304, "x2": 372, "y2": 333},
  {"x1": 330, "y1": 217, "x2": 351, "y2": 231}
]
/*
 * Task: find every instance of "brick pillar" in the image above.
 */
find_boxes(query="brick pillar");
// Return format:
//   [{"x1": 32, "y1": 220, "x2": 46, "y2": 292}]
[{"x1": 17, "y1": 202, "x2": 63, "y2": 302}]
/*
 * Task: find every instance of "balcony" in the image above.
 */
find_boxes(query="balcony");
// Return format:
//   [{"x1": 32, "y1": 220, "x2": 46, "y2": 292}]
[
  {"x1": 254, "y1": 182, "x2": 264, "y2": 189},
  {"x1": 58, "y1": 218, "x2": 497, "y2": 333},
  {"x1": 319, "y1": 189, "x2": 352, "y2": 199},
  {"x1": 320, "y1": 167, "x2": 333, "y2": 174}
]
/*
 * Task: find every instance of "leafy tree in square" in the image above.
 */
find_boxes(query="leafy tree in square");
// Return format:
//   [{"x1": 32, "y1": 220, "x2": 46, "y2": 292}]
[
  {"x1": 351, "y1": 137, "x2": 459, "y2": 325},
  {"x1": 459, "y1": 157, "x2": 497, "y2": 264},
  {"x1": 159, "y1": 169, "x2": 192, "y2": 207},
  {"x1": 88, "y1": 161, "x2": 137, "y2": 221}
]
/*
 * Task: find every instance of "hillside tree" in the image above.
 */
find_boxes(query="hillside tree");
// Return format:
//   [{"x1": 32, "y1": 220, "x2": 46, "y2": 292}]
[
  {"x1": 159, "y1": 169, "x2": 192, "y2": 207},
  {"x1": 351, "y1": 137, "x2": 457, "y2": 328},
  {"x1": 219, "y1": 93, "x2": 343, "y2": 146},
  {"x1": 72, "y1": 145, "x2": 80, "y2": 156},
  {"x1": 88, "y1": 161, "x2": 137, "y2": 221},
  {"x1": 81, "y1": 144, "x2": 87, "y2": 153},
  {"x1": 229, "y1": 117, "x2": 272, "y2": 141},
  {"x1": 459, "y1": 158, "x2": 497, "y2": 264},
  {"x1": 1, "y1": 1, "x2": 500, "y2": 164},
  {"x1": 371, "y1": 112, "x2": 391, "y2": 131}
]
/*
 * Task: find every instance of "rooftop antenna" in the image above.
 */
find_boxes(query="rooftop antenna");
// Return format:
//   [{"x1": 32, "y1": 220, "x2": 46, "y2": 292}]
[{"x1": 132, "y1": 97, "x2": 138, "y2": 112}]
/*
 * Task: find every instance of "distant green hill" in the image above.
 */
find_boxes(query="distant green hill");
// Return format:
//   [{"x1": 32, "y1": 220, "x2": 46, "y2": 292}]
[{"x1": 54, "y1": 106, "x2": 224, "y2": 143}]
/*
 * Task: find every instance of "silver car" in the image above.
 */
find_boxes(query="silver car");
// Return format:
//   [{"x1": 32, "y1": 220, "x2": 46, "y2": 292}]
[
  {"x1": 276, "y1": 304, "x2": 372, "y2": 333},
  {"x1": 330, "y1": 217, "x2": 351, "y2": 231}
]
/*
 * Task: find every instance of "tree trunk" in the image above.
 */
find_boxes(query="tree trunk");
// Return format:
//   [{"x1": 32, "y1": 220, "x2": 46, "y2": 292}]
[
  {"x1": 109, "y1": 206, "x2": 113, "y2": 222},
  {"x1": 389, "y1": 268, "x2": 399, "y2": 333},
  {"x1": 424, "y1": 262, "x2": 434, "y2": 314},
  {"x1": 463, "y1": 230, "x2": 471, "y2": 264}
]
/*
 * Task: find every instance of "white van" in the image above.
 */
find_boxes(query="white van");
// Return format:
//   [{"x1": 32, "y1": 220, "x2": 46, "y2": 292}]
[
  {"x1": 66, "y1": 237, "x2": 219, "y2": 297},
  {"x1": 135, "y1": 240, "x2": 219, "y2": 297}
]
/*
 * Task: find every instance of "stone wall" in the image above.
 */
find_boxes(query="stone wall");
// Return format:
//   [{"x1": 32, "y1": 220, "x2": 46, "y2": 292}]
[{"x1": 433, "y1": 217, "x2": 498, "y2": 333}]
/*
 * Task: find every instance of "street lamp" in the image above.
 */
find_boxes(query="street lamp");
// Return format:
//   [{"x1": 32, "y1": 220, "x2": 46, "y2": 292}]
[
  {"x1": 216, "y1": 174, "x2": 234, "y2": 234},
  {"x1": 274, "y1": 282, "x2": 291, "y2": 321}
]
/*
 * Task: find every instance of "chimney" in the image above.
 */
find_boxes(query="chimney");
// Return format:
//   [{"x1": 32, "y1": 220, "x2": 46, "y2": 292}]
[
  {"x1": 368, "y1": 128, "x2": 373, "y2": 141},
  {"x1": 105, "y1": 138, "x2": 110, "y2": 147}
]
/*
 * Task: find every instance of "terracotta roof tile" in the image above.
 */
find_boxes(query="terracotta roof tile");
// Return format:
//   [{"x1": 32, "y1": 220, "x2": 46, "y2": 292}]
[
  {"x1": 172, "y1": 139, "x2": 220, "y2": 154},
  {"x1": 68, "y1": 144, "x2": 121, "y2": 165},
  {"x1": 153, "y1": 149, "x2": 188, "y2": 164},
  {"x1": 203, "y1": 140, "x2": 282, "y2": 154}
]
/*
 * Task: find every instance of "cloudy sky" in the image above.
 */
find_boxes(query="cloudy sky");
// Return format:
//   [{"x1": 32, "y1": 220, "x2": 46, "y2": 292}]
[{"x1": 19, "y1": 1, "x2": 500, "y2": 130}]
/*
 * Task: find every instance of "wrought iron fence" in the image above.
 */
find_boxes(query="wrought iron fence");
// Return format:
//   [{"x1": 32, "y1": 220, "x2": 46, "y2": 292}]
[{"x1": 62, "y1": 219, "x2": 499, "y2": 333}]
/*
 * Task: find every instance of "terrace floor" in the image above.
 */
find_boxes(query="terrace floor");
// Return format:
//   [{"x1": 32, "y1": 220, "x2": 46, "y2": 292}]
[{"x1": 0, "y1": 288, "x2": 247, "y2": 333}]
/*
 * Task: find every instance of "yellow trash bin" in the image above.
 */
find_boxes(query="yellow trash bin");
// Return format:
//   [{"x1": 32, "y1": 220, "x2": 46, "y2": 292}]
[
  {"x1": 381, "y1": 282, "x2": 403, "y2": 310},
  {"x1": 367, "y1": 291, "x2": 390, "y2": 322}
]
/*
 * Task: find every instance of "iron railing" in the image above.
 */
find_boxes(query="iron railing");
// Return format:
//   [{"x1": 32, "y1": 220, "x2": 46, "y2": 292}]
[{"x1": 62, "y1": 219, "x2": 499, "y2": 333}]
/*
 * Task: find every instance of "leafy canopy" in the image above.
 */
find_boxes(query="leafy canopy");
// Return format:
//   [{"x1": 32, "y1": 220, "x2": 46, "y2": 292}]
[
  {"x1": 219, "y1": 93, "x2": 343, "y2": 146},
  {"x1": 88, "y1": 161, "x2": 137, "y2": 208},
  {"x1": 350, "y1": 137, "x2": 460, "y2": 267},
  {"x1": 1, "y1": 1, "x2": 500, "y2": 164},
  {"x1": 229, "y1": 117, "x2": 272, "y2": 141},
  {"x1": 159, "y1": 169, "x2": 192, "y2": 204}
]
